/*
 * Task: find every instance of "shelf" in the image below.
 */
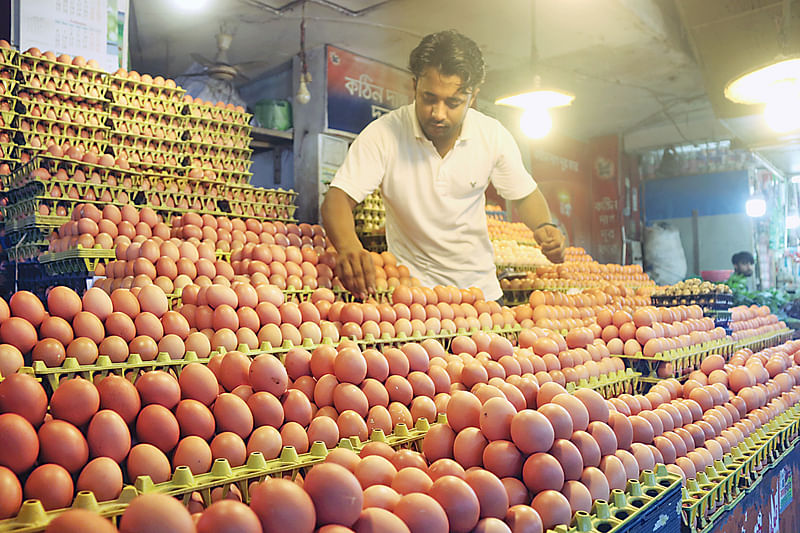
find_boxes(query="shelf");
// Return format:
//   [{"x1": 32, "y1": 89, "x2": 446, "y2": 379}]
[{"x1": 250, "y1": 126, "x2": 293, "y2": 149}]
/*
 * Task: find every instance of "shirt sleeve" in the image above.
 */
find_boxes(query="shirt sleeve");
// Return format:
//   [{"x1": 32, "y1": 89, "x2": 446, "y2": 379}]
[
  {"x1": 488, "y1": 122, "x2": 538, "y2": 201},
  {"x1": 328, "y1": 119, "x2": 387, "y2": 204}
]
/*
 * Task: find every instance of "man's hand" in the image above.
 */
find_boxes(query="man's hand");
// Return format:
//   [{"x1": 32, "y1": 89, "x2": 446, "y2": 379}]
[
  {"x1": 334, "y1": 244, "x2": 376, "y2": 300},
  {"x1": 534, "y1": 224, "x2": 566, "y2": 263}
]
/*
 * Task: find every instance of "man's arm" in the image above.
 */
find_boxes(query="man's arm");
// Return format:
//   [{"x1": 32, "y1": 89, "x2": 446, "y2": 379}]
[
  {"x1": 512, "y1": 188, "x2": 566, "y2": 263},
  {"x1": 320, "y1": 187, "x2": 376, "y2": 299}
]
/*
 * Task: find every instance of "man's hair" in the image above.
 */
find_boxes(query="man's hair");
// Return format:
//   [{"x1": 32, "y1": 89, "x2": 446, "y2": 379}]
[
  {"x1": 409, "y1": 30, "x2": 486, "y2": 92},
  {"x1": 732, "y1": 251, "x2": 754, "y2": 265}
]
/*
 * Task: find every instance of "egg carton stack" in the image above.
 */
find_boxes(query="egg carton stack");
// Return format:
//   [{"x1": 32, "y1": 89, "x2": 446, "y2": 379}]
[
  {"x1": 12, "y1": 52, "x2": 110, "y2": 172},
  {"x1": 0, "y1": 44, "x2": 20, "y2": 181},
  {"x1": 354, "y1": 189, "x2": 387, "y2": 252},
  {"x1": 105, "y1": 71, "x2": 187, "y2": 203}
]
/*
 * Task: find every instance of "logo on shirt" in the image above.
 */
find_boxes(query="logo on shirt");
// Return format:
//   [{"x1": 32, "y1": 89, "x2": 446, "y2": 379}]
[{"x1": 470, "y1": 181, "x2": 476, "y2": 188}]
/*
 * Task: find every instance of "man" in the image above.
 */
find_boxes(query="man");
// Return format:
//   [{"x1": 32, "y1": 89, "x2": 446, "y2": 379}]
[
  {"x1": 727, "y1": 251, "x2": 755, "y2": 290},
  {"x1": 321, "y1": 30, "x2": 566, "y2": 301}
]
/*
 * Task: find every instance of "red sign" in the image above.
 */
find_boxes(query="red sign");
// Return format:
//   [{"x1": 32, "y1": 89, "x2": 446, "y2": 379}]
[
  {"x1": 588, "y1": 135, "x2": 622, "y2": 264},
  {"x1": 326, "y1": 45, "x2": 414, "y2": 135}
]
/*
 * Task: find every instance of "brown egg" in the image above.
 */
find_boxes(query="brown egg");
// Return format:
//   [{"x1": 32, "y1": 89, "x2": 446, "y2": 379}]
[
  {"x1": 531, "y1": 490, "x2": 572, "y2": 530},
  {"x1": 599, "y1": 454, "x2": 627, "y2": 491},
  {"x1": 552, "y1": 394, "x2": 590, "y2": 431},
  {"x1": 538, "y1": 403, "x2": 574, "y2": 440},
  {"x1": 38, "y1": 419, "x2": 88, "y2": 474},
  {"x1": 47, "y1": 286, "x2": 82, "y2": 320},
  {"x1": 549, "y1": 438, "x2": 584, "y2": 480},
  {"x1": 580, "y1": 466, "x2": 610, "y2": 501},
  {"x1": 214, "y1": 393, "x2": 254, "y2": 439},
  {"x1": 523, "y1": 452, "x2": 564, "y2": 493},
  {"x1": 82, "y1": 287, "x2": 113, "y2": 321},
  {"x1": 0, "y1": 317, "x2": 38, "y2": 354},
  {"x1": 76, "y1": 457, "x2": 123, "y2": 502},
  {"x1": 24, "y1": 464, "x2": 74, "y2": 511},
  {"x1": 86, "y1": 409, "x2": 131, "y2": 463},
  {"x1": 10, "y1": 291, "x2": 46, "y2": 326}
]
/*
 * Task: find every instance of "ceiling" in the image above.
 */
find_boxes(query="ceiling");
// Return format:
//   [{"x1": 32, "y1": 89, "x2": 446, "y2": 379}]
[{"x1": 130, "y1": 0, "x2": 800, "y2": 174}]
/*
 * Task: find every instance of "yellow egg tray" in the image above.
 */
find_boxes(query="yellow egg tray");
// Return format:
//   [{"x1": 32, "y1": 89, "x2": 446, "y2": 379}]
[
  {"x1": 38, "y1": 245, "x2": 115, "y2": 275},
  {"x1": 184, "y1": 153, "x2": 253, "y2": 173},
  {"x1": 152, "y1": 204, "x2": 297, "y2": 225},
  {"x1": 5, "y1": 241, "x2": 50, "y2": 262},
  {"x1": 225, "y1": 199, "x2": 297, "y2": 220},
  {"x1": 5, "y1": 180, "x2": 133, "y2": 207},
  {"x1": 183, "y1": 143, "x2": 253, "y2": 161},
  {"x1": 224, "y1": 183, "x2": 297, "y2": 204},
  {"x1": 17, "y1": 71, "x2": 107, "y2": 96},
  {"x1": 15, "y1": 115, "x2": 111, "y2": 137},
  {"x1": 11, "y1": 134, "x2": 108, "y2": 157},
  {"x1": 183, "y1": 122, "x2": 252, "y2": 140},
  {"x1": 681, "y1": 403, "x2": 800, "y2": 533},
  {"x1": 19, "y1": 52, "x2": 108, "y2": 79},
  {"x1": 105, "y1": 92, "x2": 184, "y2": 115},
  {"x1": 107, "y1": 75, "x2": 186, "y2": 99},
  {"x1": 0, "y1": 46, "x2": 19, "y2": 66},
  {"x1": 611, "y1": 339, "x2": 737, "y2": 383},
  {"x1": 4, "y1": 213, "x2": 68, "y2": 232},
  {"x1": 0, "y1": 417, "x2": 435, "y2": 533},
  {"x1": 183, "y1": 101, "x2": 251, "y2": 125},
  {"x1": 545, "y1": 465, "x2": 682, "y2": 533},
  {"x1": 16, "y1": 102, "x2": 109, "y2": 126},
  {"x1": 565, "y1": 368, "x2": 641, "y2": 399},
  {"x1": 107, "y1": 113, "x2": 186, "y2": 131},
  {"x1": 106, "y1": 147, "x2": 182, "y2": 167},
  {"x1": 139, "y1": 175, "x2": 224, "y2": 197},
  {"x1": 281, "y1": 286, "x2": 394, "y2": 304},
  {"x1": 17, "y1": 82, "x2": 108, "y2": 105}
]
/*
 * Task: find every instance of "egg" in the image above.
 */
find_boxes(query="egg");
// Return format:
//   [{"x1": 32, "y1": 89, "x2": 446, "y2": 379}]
[
  {"x1": 0, "y1": 413, "x2": 39, "y2": 474},
  {"x1": 538, "y1": 403, "x2": 574, "y2": 440},
  {"x1": 212, "y1": 431, "x2": 248, "y2": 466},
  {"x1": 38, "y1": 419, "x2": 89, "y2": 474},
  {"x1": 119, "y1": 493, "x2": 195, "y2": 533},
  {"x1": 394, "y1": 493, "x2": 449, "y2": 533},
  {"x1": 76, "y1": 457, "x2": 124, "y2": 502},
  {"x1": 24, "y1": 464, "x2": 74, "y2": 511},
  {"x1": 0, "y1": 465, "x2": 22, "y2": 519},
  {"x1": 531, "y1": 490, "x2": 572, "y2": 530}
]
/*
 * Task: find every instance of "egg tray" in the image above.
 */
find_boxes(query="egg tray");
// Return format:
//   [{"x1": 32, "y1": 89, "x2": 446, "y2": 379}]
[
  {"x1": 565, "y1": 368, "x2": 641, "y2": 399},
  {"x1": 681, "y1": 405, "x2": 800, "y2": 533},
  {"x1": 545, "y1": 465, "x2": 682, "y2": 533},
  {"x1": 4, "y1": 180, "x2": 133, "y2": 207},
  {"x1": 3, "y1": 213, "x2": 68, "y2": 232},
  {"x1": 106, "y1": 113, "x2": 187, "y2": 133},
  {"x1": 5, "y1": 241, "x2": 49, "y2": 262},
  {"x1": 15, "y1": 115, "x2": 111, "y2": 139},
  {"x1": 37, "y1": 246, "x2": 115, "y2": 275},
  {"x1": 225, "y1": 199, "x2": 297, "y2": 220},
  {"x1": 19, "y1": 52, "x2": 108, "y2": 78},
  {"x1": 224, "y1": 184, "x2": 297, "y2": 205},
  {"x1": 15, "y1": 102, "x2": 109, "y2": 128},
  {"x1": 107, "y1": 75, "x2": 186, "y2": 99},
  {"x1": 0, "y1": 46, "x2": 19, "y2": 67},
  {"x1": 2, "y1": 160, "x2": 137, "y2": 193},
  {"x1": 105, "y1": 91, "x2": 184, "y2": 115},
  {"x1": 0, "y1": 417, "x2": 435, "y2": 533},
  {"x1": 16, "y1": 72, "x2": 107, "y2": 100},
  {"x1": 1, "y1": 195, "x2": 128, "y2": 226},
  {"x1": 136, "y1": 190, "x2": 221, "y2": 212},
  {"x1": 138, "y1": 175, "x2": 224, "y2": 197},
  {"x1": 151, "y1": 203, "x2": 298, "y2": 226},
  {"x1": 183, "y1": 123, "x2": 252, "y2": 143},
  {"x1": 358, "y1": 232, "x2": 388, "y2": 253},
  {"x1": 281, "y1": 286, "x2": 394, "y2": 304},
  {"x1": 107, "y1": 147, "x2": 183, "y2": 168},
  {"x1": 16, "y1": 269, "x2": 95, "y2": 301},
  {"x1": 650, "y1": 293, "x2": 733, "y2": 309},
  {"x1": 16, "y1": 82, "x2": 108, "y2": 106},
  {"x1": 11, "y1": 136, "x2": 108, "y2": 158},
  {"x1": 733, "y1": 329, "x2": 794, "y2": 353},
  {"x1": 183, "y1": 153, "x2": 253, "y2": 173},
  {"x1": 183, "y1": 143, "x2": 253, "y2": 161},
  {"x1": 183, "y1": 102, "x2": 251, "y2": 125}
]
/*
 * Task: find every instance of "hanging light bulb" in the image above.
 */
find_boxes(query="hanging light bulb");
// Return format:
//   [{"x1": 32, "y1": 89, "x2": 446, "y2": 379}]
[
  {"x1": 745, "y1": 194, "x2": 767, "y2": 217},
  {"x1": 763, "y1": 81, "x2": 800, "y2": 133},
  {"x1": 786, "y1": 213, "x2": 800, "y2": 229},
  {"x1": 296, "y1": 72, "x2": 311, "y2": 105},
  {"x1": 520, "y1": 107, "x2": 552, "y2": 139}
]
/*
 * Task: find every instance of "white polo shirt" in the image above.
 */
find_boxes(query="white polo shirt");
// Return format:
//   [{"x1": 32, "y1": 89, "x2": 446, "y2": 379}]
[{"x1": 330, "y1": 103, "x2": 537, "y2": 301}]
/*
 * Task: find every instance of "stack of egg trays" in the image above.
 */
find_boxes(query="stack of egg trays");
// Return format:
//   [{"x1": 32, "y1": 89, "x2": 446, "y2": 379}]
[
  {"x1": 182, "y1": 101, "x2": 253, "y2": 185},
  {"x1": 681, "y1": 402, "x2": 800, "y2": 533},
  {"x1": 611, "y1": 339, "x2": 736, "y2": 381},
  {"x1": 14, "y1": 53, "x2": 109, "y2": 158},
  {"x1": 0, "y1": 45, "x2": 20, "y2": 176},
  {"x1": 548, "y1": 465, "x2": 682, "y2": 533},
  {"x1": 0, "y1": 417, "x2": 436, "y2": 533},
  {"x1": 105, "y1": 75, "x2": 187, "y2": 180},
  {"x1": 138, "y1": 173, "x2": 224, "y2": 198},
  {"x1": 16, "y1": 265, "x2": 94, "y2": 301},
  {"x1": 565, "y1": 368, "x2": 641, "y2": 399}
]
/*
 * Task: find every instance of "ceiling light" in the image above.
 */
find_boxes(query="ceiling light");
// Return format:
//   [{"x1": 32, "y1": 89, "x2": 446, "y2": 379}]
[
  {"x1": 173, "y1": 0, "x2": 208, "y2": 11},
  {"x1": 792, "y1": 175, "x2": 800, "y2": 184},
  {"x1": 787, "y1": 214, "x2": 800, "y2": 229},
  {"x1": 745, "y1": 195, "x2": 767, "y2": 218},
  {"x1": 725, "y1": 56, "x2": 800, "y2": 133},
  {"x1": 296, "y1": 74, "x2": 311, "y2": 104},
  {"x1": 519, "y1": 107, "x2": 552, "y2": 139},
  {"x1": 495, "y1": 89, "x2": 574, "y2": 110}
]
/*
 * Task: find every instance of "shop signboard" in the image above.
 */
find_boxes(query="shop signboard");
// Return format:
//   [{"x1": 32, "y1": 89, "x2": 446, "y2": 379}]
[
  {"x1": 524, "y1": 132, "x2": 592, "y2": 250},
  {"x1": 325, "y1": 45, "x2": 414, "y2": 136},
  {"x1": 588, "y1": 135, "x2": 622, "y2": 264}
]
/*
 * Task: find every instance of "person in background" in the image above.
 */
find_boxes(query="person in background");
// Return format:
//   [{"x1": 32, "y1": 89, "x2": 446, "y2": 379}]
[
  {"x1": 727, "y1": 251, "x2": 755, "y2": 290},
  {"x1": 321, "y1": 30, "x2": 566, "y2": 301}
]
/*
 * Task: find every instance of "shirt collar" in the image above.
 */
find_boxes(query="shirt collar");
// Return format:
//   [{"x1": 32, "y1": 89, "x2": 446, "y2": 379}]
[{"x1": 408, "y1": 103, "x2": 475, "y2": 143}]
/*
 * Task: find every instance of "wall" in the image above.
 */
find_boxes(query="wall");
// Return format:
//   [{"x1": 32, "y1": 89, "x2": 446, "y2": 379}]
[{"x1": 643, "y1": 170, "x2": 753, "y2": 275}]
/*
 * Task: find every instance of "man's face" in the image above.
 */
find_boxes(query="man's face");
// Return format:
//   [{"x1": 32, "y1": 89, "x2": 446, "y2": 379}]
[
  {"x1": 735, "y1": 262, "x2": 754, "y2": 276},
  {"x1": 414, "y1": 67, "x2": 476, "y2": 144}
]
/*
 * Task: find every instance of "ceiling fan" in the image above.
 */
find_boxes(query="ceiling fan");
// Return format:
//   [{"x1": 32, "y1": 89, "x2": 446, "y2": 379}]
[{"x1": 184, "y1": 25, "x2": 269, "y2": 82}]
